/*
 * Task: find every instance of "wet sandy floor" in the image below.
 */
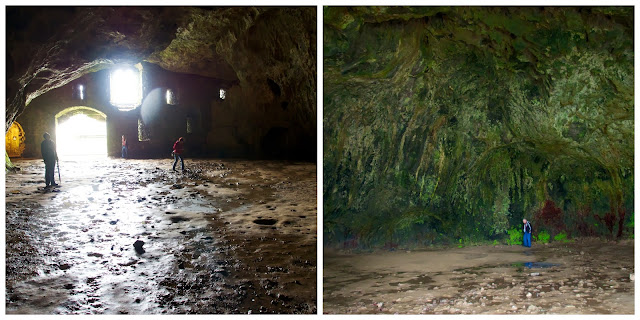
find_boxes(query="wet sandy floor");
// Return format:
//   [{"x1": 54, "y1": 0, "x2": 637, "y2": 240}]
[
  {"x1": 324, "y1": 239, "x2": 634, "y2": 314},
  {"x1": 5, "y1": 158, "x2": 316, "y2": 314}
]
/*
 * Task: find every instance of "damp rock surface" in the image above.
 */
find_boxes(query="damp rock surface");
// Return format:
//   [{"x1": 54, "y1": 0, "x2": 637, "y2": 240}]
[{"x1": 5, "y1": 158, "x2": 316, "y2": 314}]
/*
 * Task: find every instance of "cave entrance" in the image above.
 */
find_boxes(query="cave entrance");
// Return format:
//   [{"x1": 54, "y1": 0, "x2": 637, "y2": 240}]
[
  {"x1": 55, "y1": 107, "x2": 107, "y2": 158},
  {"x1": 5, "y1": 121, "x2": 26, "y2": 157}
]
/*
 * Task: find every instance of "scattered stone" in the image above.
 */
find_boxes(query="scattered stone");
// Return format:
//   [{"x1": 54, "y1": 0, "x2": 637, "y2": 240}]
[
  {"x1": 88, "y1": 252, "x2": 103, "y2": 258},
  {"x1": 171, "y1": 184, "x2": 183, "y2": 189},
  {"x1": 254, "y1": 218, "x2": 277, "y2": 225},
  {"x1": 133, "y1": 240, "x2": 145, "y2": 254},
  {"x1": 526, "y1": 292, "x2": 532, "y2": 298},
  {"x1": 631, "y1": 274, "x2": 635, "y2": 281},
  {"x1": 527, "y1": 305, "x2": 538, "y2": 312},
  {"x1": 530, "y1": 272, "x2": 540, "y2": 276},
  {"x1": 59, "y1": 263, "x2": 72, "y2": 270}
]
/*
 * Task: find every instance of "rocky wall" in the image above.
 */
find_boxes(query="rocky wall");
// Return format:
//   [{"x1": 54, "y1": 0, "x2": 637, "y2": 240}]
[
  {"x1": 8, "y1": 6, "x2": 316, "y2": 161},
  {"x1": 323, "y1": 7, "x2": 634, "y2": 245}
]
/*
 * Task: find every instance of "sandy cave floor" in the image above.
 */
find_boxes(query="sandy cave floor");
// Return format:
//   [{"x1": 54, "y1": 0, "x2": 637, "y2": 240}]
[
  {"x1": 5, "y1": 157, "x2": 316, "y2": 314},
  {"x1": 324, "y1": 239, "x2": 634, "y2": 314}
]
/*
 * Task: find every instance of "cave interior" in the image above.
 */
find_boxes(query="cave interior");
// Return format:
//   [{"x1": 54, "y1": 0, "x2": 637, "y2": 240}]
[{"x1": 6, "y1": 6, "x2": 317, "y2": 161}]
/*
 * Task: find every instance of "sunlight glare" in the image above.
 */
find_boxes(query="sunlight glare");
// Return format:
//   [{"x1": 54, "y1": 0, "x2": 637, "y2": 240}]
[
  {"x1": 110, "y1": 68, "x2": 141, "y2": 110},
  {"x1": 56, "y1": 114, "x2": 107, "y2": 157}
]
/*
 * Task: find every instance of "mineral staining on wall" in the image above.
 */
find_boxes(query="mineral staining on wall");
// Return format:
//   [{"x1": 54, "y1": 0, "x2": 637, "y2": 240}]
[{"x1": 323, "y1": 7, "x2": 633, "y2": 245}]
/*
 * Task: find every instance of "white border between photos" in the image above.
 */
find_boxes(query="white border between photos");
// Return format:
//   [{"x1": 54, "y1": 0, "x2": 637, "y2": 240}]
[{"x1": 1, "y1": 1, "x2": 639, "y2": 319}]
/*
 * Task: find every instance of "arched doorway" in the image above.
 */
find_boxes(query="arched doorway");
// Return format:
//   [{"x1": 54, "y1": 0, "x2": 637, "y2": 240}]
[
  {"x1": 55, "y1": 106, "x2": 107, "y2": 157},
  {"x1": 5, "y1": 121, "x2": 26, "y2": 157}
]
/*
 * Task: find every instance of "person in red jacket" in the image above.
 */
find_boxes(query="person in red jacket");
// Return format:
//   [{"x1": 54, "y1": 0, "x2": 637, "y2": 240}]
[{"x1": 172, "y1": 137, "x2": 185, "y2": 171}]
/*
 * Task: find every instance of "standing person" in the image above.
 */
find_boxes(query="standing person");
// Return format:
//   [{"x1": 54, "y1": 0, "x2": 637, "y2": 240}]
[
  {"x1": 121, "y1": 135, "x2": 128, "y2": 158},
  {"x1": 523, "y1": 219, "x2": 532, "y2": 248},
  {"x1": 172, "y1": 137, "x2": 184, "y2": 171},
  {"x1": 41, "y1": 132, "x2": 58, "y2": 188}
]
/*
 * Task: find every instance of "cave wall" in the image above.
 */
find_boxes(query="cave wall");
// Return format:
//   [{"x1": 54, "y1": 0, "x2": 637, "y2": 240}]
[
  {"x1": 7, "y1": 6, "x2": 316, "y2": 161},
  {"x1": 136, "y1": 62, "x2": 229, "y2": 158},
  {"x1": 17, "y1": 62, "x2": 294, "y2": 159},
  {"x1": 323, "y1": 7, "x2": 634, "y2": 245},
  {"x1": 17, "y1": 70, "x2": 124, "y2": 159}
]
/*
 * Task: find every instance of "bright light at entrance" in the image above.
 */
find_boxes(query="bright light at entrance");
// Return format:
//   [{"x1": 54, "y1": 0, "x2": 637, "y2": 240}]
[
  {"x1": 56, "y1": 114, "x2": 107, "y2": 157},
  {"x1": 110, "y1": 67, "x2": 142, "y2": 110}
]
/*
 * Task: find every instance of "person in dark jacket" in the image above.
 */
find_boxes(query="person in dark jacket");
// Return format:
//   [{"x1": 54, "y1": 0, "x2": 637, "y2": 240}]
[
  {"x1": 41, "y1": 132, "x2": 58, "y2": 188},
  {"x1": 523, "y1": 219, "x2": 532, "y2": 248},
  {"x1": 172, "y1": 137, "x2": 184, "y2": 171}
]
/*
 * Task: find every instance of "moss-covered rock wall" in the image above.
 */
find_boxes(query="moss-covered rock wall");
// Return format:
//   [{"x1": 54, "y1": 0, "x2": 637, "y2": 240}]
[{"x1": 323, "y1": 7, "x2": 633, "y2": 246}]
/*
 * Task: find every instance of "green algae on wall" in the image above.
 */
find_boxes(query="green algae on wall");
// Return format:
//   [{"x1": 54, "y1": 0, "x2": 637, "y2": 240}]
[{"x1": 323, "y1": 6, "x2": 634, "y2": 246}]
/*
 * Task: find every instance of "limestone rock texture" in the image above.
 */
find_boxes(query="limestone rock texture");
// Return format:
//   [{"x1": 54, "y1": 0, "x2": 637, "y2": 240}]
[
  {"x1": 6, "y1": 6, "x2": 316, "y2": 160},
  {"x1": 323, "y1": 7, "x2": 633, "y2": 245}
]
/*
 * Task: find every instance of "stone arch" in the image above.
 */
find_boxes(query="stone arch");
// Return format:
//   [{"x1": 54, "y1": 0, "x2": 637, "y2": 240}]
[
  {"x1": 5, "y1": 121, "x2": 26, "y2": 157},
  {"x1": 55, "y1": 106, "x2": 107, "y2": 124},
  {"x1": 55, "y1": 106, "x2": 108, "y2": 157}
]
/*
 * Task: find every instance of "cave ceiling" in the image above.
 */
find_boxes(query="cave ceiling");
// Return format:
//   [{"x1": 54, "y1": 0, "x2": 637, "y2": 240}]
[{"x1": 5, "y1": 6, "x2": 316, "y2": 130}]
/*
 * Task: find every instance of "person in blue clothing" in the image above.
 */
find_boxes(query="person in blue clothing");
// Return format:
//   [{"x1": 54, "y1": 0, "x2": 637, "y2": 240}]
[
  {"x1": 121, "y1": 135, "x2": 128, "y2": 158},
  {"x1": 523, "y1": 219, "x2": 532, "y2": 247}
]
